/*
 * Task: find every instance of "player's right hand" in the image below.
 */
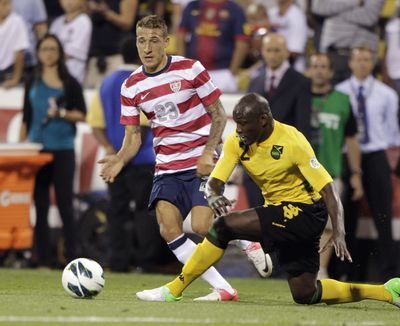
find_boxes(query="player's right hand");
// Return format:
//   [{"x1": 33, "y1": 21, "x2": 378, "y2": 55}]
[
  {"x1": 197, "y1": 150, "x2": 215, "y2": 177},
  {"x1": 206, "y1": 194, "x2": 233, "y2": 217},
  {"x1": 320, "y1": 231, "x2": 352, "y2": 263},
  {"x1": 98, "y1": 154, "x2": 124, "y2": 183}
]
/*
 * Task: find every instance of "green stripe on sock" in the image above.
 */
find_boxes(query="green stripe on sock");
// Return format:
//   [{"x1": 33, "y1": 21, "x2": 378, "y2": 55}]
[{"x1": 309, "y1": 280, "x2": 322, "y2": 304}]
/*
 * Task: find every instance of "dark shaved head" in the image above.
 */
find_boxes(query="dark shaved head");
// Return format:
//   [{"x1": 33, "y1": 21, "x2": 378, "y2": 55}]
[
  {"x1": 233, "y1": 93, "x2": 272, "y2": 120},
  {"x1": 233, "y1": 93, "x2": 274, "y2": 146}
]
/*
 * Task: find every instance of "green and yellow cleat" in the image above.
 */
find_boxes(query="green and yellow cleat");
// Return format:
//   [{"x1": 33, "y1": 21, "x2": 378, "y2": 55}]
[
  {"x1": 136, "y1": 286, "x2": 182, "y2": 302},
  {"x1": 384, "y1": 278, "x2": 400, "y2": 307}
]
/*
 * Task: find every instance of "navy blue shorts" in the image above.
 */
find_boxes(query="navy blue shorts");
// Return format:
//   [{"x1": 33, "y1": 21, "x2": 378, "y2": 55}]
[{"x1": 148, "y1": 170, "x2": 208, "y2": 218}]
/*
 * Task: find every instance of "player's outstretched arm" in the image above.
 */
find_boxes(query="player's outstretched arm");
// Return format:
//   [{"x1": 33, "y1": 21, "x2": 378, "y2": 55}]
[
  {"x1": 319, "y1": 182, "x2": 352, "y2": 263},
  {"x1": 197, "y1": 99, "x2": 227, "y2": 176},
  {"x1": 98, "y1": 125, "x2": 141, "y2": 183}
]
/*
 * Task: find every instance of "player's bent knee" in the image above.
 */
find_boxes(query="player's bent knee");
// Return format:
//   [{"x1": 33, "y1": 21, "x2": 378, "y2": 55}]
[
  {"x1": 191, "y1": 220, "x2": 211, "y2": 236},
  {"x1": 192, "y1": 224, "x2": 208, "y2": 236},
  {"x1": 291, "y1": 289, "x2": 318, "y2": 305},
  {"x1": 292, "y1": 294, "x2": 312, "y2": 305},
  {"x1": 159, "y1": 225, "x2": 182, "y2": 242},
  {"x1": 205, "y1": 217, "x2": 234, "y2": 249}
]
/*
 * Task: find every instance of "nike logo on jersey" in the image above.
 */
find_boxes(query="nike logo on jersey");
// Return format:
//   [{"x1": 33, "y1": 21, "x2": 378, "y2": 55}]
[{"x1": 141, "y1": 92, "x2": 150, "y2": 100}]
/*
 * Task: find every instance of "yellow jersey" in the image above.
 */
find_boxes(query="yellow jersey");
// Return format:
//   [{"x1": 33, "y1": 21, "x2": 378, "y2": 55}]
[{"x1": 211, "y1": 121, "x2": 333, "y2": 205}]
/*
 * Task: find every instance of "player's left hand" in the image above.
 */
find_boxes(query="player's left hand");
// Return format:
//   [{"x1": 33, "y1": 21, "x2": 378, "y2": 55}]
[
  {"x1": 206, "y1": 194, "x2": 233, "y2": 217},
  {"x1": 197, "y1": 150, "x2": 214, "y2": 177},
  {"x1": 320, "y1": 231, "x2": 352, "y2": 263}
]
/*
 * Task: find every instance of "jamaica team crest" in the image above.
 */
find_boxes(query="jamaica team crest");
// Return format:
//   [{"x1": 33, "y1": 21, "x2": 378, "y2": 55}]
[{"x1": 271, "y1": 145, "x2": 283, "y2": 160}]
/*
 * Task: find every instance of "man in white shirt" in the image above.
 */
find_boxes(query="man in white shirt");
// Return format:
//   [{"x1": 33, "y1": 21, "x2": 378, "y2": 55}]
[
  {"x1": 336, "y1": 47, "x2": 400, "y2": 282},
  {"x1": 12, "y1": 0, "x2": 47, "y2": 69},
  {"x1": 312, "y1": 0, "x2": 385, "y2": 84},
  {"x1": 383, "y1": 1, "x2": 400, "y2": 95},
  {"x1": 268, "y1": 0, "x2": 308, "y2": 72},
  {"x1": 0, "y1": 0, "x2": 29, "y2": 88}
]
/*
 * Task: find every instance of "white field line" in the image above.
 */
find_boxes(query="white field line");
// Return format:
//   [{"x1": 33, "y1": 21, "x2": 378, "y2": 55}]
[
  {"x1": 0, "y1": 316, "x2": 390, "y2": 325},
  {"x1": 299, "y1": 321, "x2": 387, "y2": 326},
  {"x1": 0, "y1": 316, "x2": 260, "y2": 324}
]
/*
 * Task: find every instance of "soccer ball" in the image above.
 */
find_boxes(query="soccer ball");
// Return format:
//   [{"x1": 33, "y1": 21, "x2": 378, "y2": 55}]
[{"x1": 62, "y1": 258, "x2": 105, "y2": 298}]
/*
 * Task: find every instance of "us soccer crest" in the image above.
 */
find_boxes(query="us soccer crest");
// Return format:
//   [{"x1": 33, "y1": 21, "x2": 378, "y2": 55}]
[
  {"x1": 170, "y1": 80, "x2": 181, "y2": 93},
  {"x1": 271, "y1": 145, "x2": 283, "y2": 160}
]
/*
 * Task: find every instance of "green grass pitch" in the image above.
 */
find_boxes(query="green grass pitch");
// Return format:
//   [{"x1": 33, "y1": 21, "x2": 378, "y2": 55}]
[{"x1": 0, "y1": 268, "x2": 398, "y2": 326}]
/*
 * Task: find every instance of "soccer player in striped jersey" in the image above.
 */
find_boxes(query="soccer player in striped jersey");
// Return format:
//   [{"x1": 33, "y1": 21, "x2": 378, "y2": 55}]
[{"x1": 99, "y1": 15, "x2": 271, "y2": 301}]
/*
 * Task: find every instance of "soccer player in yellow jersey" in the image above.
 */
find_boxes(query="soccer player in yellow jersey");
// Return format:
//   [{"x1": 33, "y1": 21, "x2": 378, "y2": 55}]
[{"x1": 136, "y1": 93, "x2": 400, "y2": 307}]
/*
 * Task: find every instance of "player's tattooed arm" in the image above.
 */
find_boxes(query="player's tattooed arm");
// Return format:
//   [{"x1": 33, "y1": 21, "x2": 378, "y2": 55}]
[
  {"x1": 197, "y1": 99, "x2": 227, "y2": 176},
  {"x1": 204, "y1": 99, "x2": 227, "y2": 153}
]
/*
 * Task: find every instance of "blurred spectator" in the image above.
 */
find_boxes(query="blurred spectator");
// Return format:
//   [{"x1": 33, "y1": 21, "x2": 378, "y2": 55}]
[
  {"x1": 312, "y1": 0, "x2": 385, "y2": 85},
  {"x1": 85, "y1": 0, "x2": 137, "y2": 88},
  {"x1": 50, "y1": 0, "x2": 93, "y2": 85},
  {"x1": 177, "y1": 0, "x2": 249, "y2": 93},
  {"x1": 170, "y1": 0, "x2": 191, "y2": 33},
  {"x1": 254, "y1": 0, "x2": 277, "y2": 9},
  {"x1": 12, "y1": 0, "x2": 48, "y2": 73},
  {"x1": 268, "y1": 0, "x2": 308, "y2": 72},
  {"x1": 295, "y1": 0, "x2": 307, "y2": 11},
  {"x1": 137, "y1": 0, "x2": 168, "y2": 22},
  {"x1": 19, "y1": 34, "x2": 86, "y2": 268},
  {"x1": 336, "y1": 47, "x2": 400, "y2": 282},
  {"x1": 308, "y1": 52, "x2": 363, "y2": 279},
  {"x1": 305, "y1": 0, "x2": 324, "y2": 51},
  {"x1": 43, "y1": 0, "x2": 64, "y2": 24},
  {"x1": 247, "y1": 2, "x2": 270, "y2": 33},
  {"x1": 382, "y1": 1, "x2": 400, "y2": 95},
  {"x1": 0, "y1": 0, "x2": 29, "y2": 88},
  {"x1": 244, "y1": 2, "x2": 270, "y2": 68},
  {"x1": 246, "y1": 33, "x2": 311, "y2": 207},
  {"x1": 87, "y1": 37, "x2": 162, "y2": 272}
]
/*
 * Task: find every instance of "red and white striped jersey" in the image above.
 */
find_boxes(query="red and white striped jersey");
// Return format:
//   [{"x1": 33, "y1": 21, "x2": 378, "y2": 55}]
[{"x1": 120, "y1": 55, "x2": 222, "y2": 175}]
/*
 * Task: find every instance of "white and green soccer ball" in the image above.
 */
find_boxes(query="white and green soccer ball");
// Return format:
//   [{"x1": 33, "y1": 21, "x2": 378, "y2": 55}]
[{"x1": 62, "y1": 258, "x2": 105, "y2": 298}]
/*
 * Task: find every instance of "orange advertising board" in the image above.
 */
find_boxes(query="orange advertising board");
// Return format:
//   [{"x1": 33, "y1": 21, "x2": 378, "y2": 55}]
[{"x1": 0, "y1": 153, "x2": 53, "y2": 249}]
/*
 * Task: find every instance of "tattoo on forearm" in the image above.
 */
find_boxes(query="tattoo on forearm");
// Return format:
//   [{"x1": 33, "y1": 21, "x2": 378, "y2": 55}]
[
  {"x1": 132, "y1": 125, "x2": 141, "y2": 133},
  {"x1": 205, "y1": 100, "x2": 227, "y2": 152},
  {"x1": 205, "y1": 100, "x2": 220, "y2": 114}
]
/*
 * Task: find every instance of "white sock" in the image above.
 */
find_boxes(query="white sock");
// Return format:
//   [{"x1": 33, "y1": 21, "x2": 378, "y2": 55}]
[
  {"x1": 232, "y1": 239, "x2": 253, "y2": 250},
  {"x1": 168, "y1": 234, "x2": 234, "y2": 294}
]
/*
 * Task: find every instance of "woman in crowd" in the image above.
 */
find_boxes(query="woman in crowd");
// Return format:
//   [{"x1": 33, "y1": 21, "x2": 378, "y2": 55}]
[{"x1": 19, "y1": 34, "x2": 86, "y2": 268}]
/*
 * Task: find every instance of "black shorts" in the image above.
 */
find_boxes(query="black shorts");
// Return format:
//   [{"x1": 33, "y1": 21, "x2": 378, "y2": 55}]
[{"x1": 255, "y1": 200, "x2": 328, "y2": 275}]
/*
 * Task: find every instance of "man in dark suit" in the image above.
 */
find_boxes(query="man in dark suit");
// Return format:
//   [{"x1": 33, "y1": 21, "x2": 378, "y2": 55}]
[
  {"x1": 248, "y1": 32, "x2": 311, "y2": 138},
  {"x1": 245, "y1": 33, "x2": 312, "y2": 208}
]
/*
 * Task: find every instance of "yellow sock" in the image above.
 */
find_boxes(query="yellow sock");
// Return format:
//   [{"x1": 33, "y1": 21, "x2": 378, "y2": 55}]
[
  {"x1": 166, "y1": 238, "x2": 225, "y2": 297},
  {"x1": 321, "y1": 279, "x2": 392, "y2": 304}
]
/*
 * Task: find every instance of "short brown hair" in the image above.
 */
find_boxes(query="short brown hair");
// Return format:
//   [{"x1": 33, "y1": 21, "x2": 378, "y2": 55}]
[
  {"x1": 350, "y1": 46, "x2": 375, "y2": 60},
  {"x1": 136, "y1": 15, "x2": 168, "y2": 38}
]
